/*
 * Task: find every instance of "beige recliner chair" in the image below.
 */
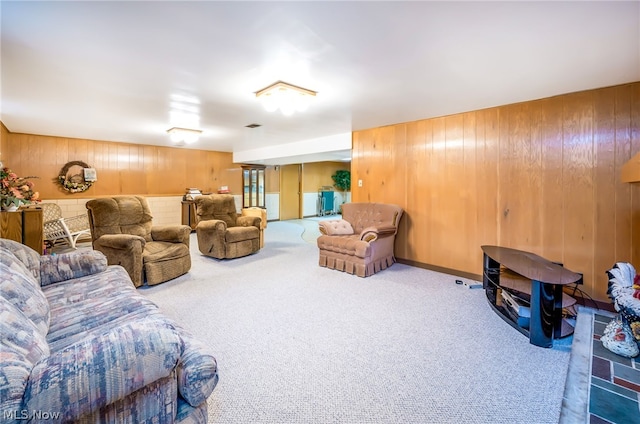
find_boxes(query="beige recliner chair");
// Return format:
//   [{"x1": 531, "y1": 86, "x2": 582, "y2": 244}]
[
  {"x1": 241, "y1": 206, "x2": 267, "y2": 247},
  {"x1": 194, "y1": 194, "x2": 262, "y2": 259},
  {"x1": 86, "y1": 196, "x2": 191, "y2": 287},
  {"x1": 317, "y1": 202, "x2": 403, "y2": 277}
]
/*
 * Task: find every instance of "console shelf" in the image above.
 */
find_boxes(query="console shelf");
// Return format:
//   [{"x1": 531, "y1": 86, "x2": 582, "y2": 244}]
[{"x1": 481, "y1": 245, "x2": 582, "y2": 347}]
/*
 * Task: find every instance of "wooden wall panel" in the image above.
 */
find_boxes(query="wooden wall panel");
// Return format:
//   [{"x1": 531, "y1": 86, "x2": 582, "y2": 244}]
[
  {"x1": 441, "y1": 115, "x2": 465, "y2": 269},
  {"x1": 614, "y1": 86, "x2": 633, "y2": 275},
  {"x1": 562, "y1": 91, "x2": 595, "y2": 295},
  {"x1": 2, "y1": 133, "x2": 241, "y2": 199},
  {"x1": 265, "y1": 166, "x2": 280, "y2": 193},
  {"x1": 539, "y1": 97, "x2": 565, "y2": 263},
  {"x1": 353, "y1": 82, "x2": 640, "y2": 302},
  {"x1": 428, "y1": 117, "x2": 447, "y2": 267},
  {"x1": 462, "y1": 112, "x2": 478, "y2": 267},
  {"x1": 632, "y1": 84, "x2": 640, "y2": 269},
  {"x1": 301, "y1": 162, "x2": 350, "y2": 192},
  {"x1": 476, "y1": 108, "x2": 499, "y2": 250},
  {"x1": 593, "y1": 87, "x2": 617, "y2": 299},
  {"x1": 0, "y1": 122, "x2": 9, "y2": 160},
  {"x1": 405, "y1": 120, "x2": 428, "y2": 260}
]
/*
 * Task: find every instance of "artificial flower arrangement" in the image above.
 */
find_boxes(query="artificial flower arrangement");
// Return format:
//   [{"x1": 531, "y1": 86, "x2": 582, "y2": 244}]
[{"x1": 0, "y1": 161, "x2": 40, "y2": 209}]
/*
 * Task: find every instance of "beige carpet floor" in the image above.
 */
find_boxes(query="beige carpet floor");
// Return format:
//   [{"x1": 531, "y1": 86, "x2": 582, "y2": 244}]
[{"x1": 140, "y1": 219, "x2": 572, "y2": 424}]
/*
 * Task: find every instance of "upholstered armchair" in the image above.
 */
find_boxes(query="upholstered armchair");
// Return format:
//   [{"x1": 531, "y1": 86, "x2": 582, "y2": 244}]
[
  {"x1": 317, "y1": 202, "x2": 404, "y2": 277},
  {"x1": 241, "y1": 206, "x2": 267, "y2": 247},
  {"x1": 86, "y1": 196, "x2": 191, "y2": 287},
  {"x1": 194, "y1": 194, "x2": 262, "y2": 259}
]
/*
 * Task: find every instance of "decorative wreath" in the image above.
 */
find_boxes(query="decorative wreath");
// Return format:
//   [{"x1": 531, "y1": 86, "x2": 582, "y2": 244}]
[{"x1": 58, "y1": 161, "x2": 94, "y2": 193}]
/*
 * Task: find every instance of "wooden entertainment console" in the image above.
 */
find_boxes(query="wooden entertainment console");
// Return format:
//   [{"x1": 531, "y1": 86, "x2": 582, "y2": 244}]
[{"x1": 481, "y1": 245, "x2": 582, "y2": 348}]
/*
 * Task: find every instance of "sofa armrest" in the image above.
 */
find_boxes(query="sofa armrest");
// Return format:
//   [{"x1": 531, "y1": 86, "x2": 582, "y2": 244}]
[
  {"x1": 95, "y1": 233, "x2": 146, "y2": 250},
  {"x1": 319, "y1": 219, "x2": 354, "y2": 236},
  {"x1": 25, "y1": 320, "x2": 182, "y2": 422},
  {"x1": 39, "y1": 250, "x2": 108, "y2": 286},
  {"x1": 236, "y1": 215, "x2": 260, "y2": 228},
  {"x1": 177, "y1": 334, "x2": 219, "y2": 407},
  {"x1": 360, "y1": 225, "x2": 397, "y2": 242},
  {"x1": 151, "y1": 225, "x2": 192, "y2": 245}
]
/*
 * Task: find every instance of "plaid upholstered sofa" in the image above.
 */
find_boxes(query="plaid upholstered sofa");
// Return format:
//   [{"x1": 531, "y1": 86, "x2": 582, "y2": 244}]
[{"x1": 0, "y1": 238, "x2": 218, "y2": 423}]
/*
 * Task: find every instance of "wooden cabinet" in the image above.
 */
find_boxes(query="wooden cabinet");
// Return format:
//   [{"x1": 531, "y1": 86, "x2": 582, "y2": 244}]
[
  {"x1": 242, "y1": 165, "x2": 265, "y2": 208},
  {"x1": 181, "y1": 201, "x2": 197, "y2": 231},
  {"x1": 0, "y1": 208, "x2": 44, "y2": 254}
]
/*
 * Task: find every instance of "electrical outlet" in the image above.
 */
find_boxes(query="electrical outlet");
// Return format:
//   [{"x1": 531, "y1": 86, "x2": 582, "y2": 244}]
[{"x1": 358, "y1": 179, "x2": 363, "y2": 187}]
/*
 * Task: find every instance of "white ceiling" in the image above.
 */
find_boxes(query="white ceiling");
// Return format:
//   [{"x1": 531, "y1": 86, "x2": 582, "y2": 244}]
[{"x1": 1, "y1": 1, "x2": 639, "y2": 165}]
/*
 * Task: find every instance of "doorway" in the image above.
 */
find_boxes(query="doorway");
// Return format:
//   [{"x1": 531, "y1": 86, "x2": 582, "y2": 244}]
[{"x1": 279, "y1": 164, "x2": 301, "y2": 220}]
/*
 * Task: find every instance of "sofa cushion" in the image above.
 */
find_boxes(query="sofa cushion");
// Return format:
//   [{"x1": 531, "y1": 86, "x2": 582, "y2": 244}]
[
  {"x1": 0, "y1": 239, "x2": 41, "y2": 284},
  {"x1": 342, "y1": 202, "x2": 402, "y2": 234},
  {"x1": 86, "y1": 196, "x2": 153, "y2": 242},
  {"x1": 0, "y1": 297, "x2": 50, "y2": 419},
  {"x1": 0, "y1": 261, "x2": 50, "y2": 335},
  {"x1": 144, "y1": 240, "x2": 190, "y2": 263},
  {"x1": 225, "y1": 226, "x2": 259, "y2": 243},
  {"x1": 194, "y1": 194, "x2": 238, "y2": 227},
  {"x1": 44, "y1": 266, "x2": 162, "y2": 351},
  {"x1": 39, "y1": 250, "x2": 108, "y2": 286},
  {"x1": 318, "y1": 219, "x2": 355, "y2": 236}
]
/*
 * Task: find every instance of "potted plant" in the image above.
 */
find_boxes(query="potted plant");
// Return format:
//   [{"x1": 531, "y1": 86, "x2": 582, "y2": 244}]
[
  {"x1": 331, "y1": 170, "x2": 351, "y2": 213},
  {"x1": 0, "y1": 163, "x2": 39, "y2": 211}
]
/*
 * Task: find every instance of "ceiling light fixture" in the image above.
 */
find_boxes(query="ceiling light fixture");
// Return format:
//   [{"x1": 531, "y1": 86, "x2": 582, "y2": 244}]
[
  {"x1": 167, "y1": 127, "x2": 202, "y2": 145},
  {"x1": 255, "y1": 80, "x2": 317, "y2": 116}
]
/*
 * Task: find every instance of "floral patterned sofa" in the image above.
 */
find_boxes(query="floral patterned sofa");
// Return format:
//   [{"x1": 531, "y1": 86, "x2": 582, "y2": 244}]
[{"x1": 0, "y1": 238, "x2": 218, "y2": 423}]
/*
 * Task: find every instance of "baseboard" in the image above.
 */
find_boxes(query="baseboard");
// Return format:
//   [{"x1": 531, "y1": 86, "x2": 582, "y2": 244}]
[
  {"x1": 396, "y1": 258, "x2": 616, "y2": 313},
  {"x1": 395, "y1": 258, "x2": 482, "y2": 282}
]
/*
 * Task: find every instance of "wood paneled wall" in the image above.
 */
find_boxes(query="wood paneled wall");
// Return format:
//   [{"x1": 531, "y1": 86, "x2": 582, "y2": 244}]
[
  {"x1": 0, "y1": 122, "x2": 9, "y2": 162},
  {"x1": 2, "y1": 132, "x2": 243, "y2": 199},
  {"x1": 302, "y1": 162, "x2": 350, "y2": 192},
  {"x1": 352, "y1": 82, "x2": 640, "y2": 302},
  {"x1": 265, "y1": 166, "x2": 280, "y2": 193}
]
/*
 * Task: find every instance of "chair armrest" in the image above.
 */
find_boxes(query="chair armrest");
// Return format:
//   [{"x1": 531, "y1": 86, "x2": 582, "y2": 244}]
[
  {"x1": 151, "y1": 225, "x2": 192, "y2": 244},
  {"x1": 195, "y1": 219, "x2": 227, "y2": 233},
  {"x1": 360, "y1": 225, "x2": 397, "y2": 242},
  {"x1": 39, "y1": 250, "x2": 108, "y2": 286},
  {"x1": 25, "y1": 320, "x2": 182, "y2": 422},
  {"x1": 318, "y1": 219, "x2": 354, "y2": 236},
  {"x1": 95, "y1": 233, "x2": 146, "y2": 250},
  {"x1": 237, "y1": 215, "x2": 261, "y2": 228},
  {"x1": 60, "y1": 214, "x2": 90, "y2": 232},
  {"x1": 195, "y1": 220, "x2": 227, "y2": 257}
]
